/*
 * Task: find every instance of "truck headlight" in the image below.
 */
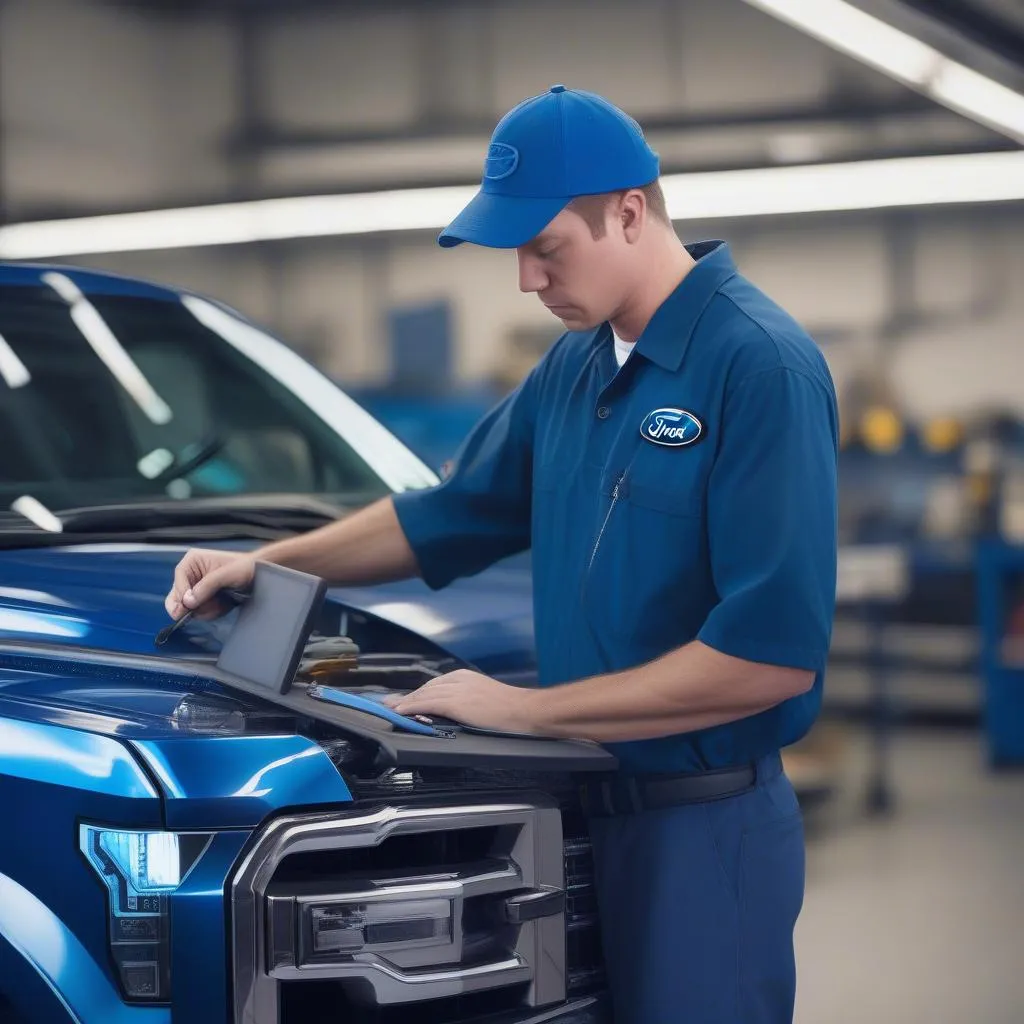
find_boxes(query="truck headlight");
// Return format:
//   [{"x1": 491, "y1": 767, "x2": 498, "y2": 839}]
[{"x1": 79, "y1": 825, "x2": 211, "y2": 1003}]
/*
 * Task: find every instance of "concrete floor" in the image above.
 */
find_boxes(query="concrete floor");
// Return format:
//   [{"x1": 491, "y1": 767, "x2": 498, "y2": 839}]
[{"x1": 794, "y1": 726, "x2": 1024, "y2": 1024}]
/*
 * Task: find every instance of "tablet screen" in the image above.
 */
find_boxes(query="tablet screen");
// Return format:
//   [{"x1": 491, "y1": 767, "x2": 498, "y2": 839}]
[{"x1": 215, "y1": 562, "x2": 326, "y2": 693}]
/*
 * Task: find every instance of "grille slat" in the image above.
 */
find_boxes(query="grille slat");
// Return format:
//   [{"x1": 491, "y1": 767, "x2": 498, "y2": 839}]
[
  {"x1": 561, "y1": 828, "x2": 605, "y2": 997},
  {"x1": 320, "y1": 762, "x2": 609, "y2": 1013}
]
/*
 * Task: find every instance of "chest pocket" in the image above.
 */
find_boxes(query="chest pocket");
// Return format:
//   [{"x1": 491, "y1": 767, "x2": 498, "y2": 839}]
[
  {"x1": 587, "y1": 442, "x2": 712, "y2": 653},
  {"x1": 620, "y1": 440, "x2": 708, "y2": 517}
]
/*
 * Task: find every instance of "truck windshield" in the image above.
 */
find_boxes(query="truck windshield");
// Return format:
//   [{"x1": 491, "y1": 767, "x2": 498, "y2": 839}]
[{"x1": 0, "y1": 278, "x2": 437, "y2": 513}]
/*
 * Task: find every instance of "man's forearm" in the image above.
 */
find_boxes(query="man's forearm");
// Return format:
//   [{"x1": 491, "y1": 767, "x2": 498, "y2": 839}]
[
  {"x1": 255, "y1": 497, "x2": 421, "y2": 586},
  {"x1": 527, "y1": 641, "x2": 814, "y2": 743}
]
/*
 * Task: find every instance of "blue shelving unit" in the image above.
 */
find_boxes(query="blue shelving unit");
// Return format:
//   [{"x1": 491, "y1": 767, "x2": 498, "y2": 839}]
[{"x1": 976, "y1": 540, "x2": 1024, "y2": 766}]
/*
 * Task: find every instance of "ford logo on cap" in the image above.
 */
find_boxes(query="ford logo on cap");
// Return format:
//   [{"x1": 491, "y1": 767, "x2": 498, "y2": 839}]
[
  {"x1": 640, "y1": 407, "x2": 703, "y2": 447},
  {"x1": 484, "y1": 142, "x2": 519, "y2": 180}
]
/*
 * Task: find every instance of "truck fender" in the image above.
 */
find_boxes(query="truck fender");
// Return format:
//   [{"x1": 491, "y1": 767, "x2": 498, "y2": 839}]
[{"x1": 0, "y1": 873, "x2": 169, "y2": 1024}]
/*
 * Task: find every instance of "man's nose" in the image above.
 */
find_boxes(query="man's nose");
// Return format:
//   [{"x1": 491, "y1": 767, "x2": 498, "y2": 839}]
[{"x1": 517, "y1": 251, "x2": 547, "y2": 294}]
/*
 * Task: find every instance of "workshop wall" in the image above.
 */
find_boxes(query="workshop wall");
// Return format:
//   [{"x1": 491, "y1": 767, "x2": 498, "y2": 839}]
[
  {"x1": 2, "y1": 0, "x2": 1020, "y2": 418},
  {"x1": 78, "y1": 204, "x2": 1024, "y2": 423},
  {"x1": 0, "y1": 0, "x2": 236, "y2": 212}
]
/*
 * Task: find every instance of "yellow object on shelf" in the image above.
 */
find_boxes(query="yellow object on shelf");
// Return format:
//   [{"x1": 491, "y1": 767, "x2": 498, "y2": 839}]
[
  {"x1": 922, "y1": 417, "x2": 964, "y2": 453},
  {"x1": 860, "y1": 406, "x2": 903, "y2": 453}
]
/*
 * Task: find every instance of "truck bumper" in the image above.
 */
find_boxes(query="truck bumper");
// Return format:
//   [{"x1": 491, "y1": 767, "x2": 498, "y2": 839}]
[{"x1": 474, "y1": 993, "x2": 612, "y2": 1024}]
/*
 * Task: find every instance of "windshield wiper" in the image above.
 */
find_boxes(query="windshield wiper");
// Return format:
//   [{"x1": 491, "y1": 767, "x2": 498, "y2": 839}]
[
  {"x1": 57, "y1": 496, "x2": 344, "y2": 533},
  {"x1": 0, "y1": 496, "x2": 345, "y2": 548},
  {"x1": 149, "y1": 435, "x2": 227, "y2": 487}
]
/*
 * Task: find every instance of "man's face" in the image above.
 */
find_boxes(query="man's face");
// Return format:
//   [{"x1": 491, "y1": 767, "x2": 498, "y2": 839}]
[{"x1": 515, "y1": 205, "x2": 629, "y2": 331}]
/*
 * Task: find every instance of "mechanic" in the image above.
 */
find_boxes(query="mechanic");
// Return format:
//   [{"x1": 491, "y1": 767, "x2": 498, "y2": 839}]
[{"x1": 165, "y1": 86, "x2": 838, "y2": 1024}]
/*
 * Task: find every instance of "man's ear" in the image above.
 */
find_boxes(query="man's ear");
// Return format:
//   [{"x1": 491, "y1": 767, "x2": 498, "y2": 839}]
[{"x1": 620, "y1": 189, "x2": 646, "y2": 243}]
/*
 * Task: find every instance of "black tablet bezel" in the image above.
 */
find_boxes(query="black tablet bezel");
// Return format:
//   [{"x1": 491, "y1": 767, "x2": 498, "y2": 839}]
[{"x1": 214, "y1": 561, "x2": 327, "y2": 694}]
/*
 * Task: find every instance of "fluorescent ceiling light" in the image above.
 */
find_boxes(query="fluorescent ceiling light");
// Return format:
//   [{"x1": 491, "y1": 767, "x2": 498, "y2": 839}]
[
  {"x1": 661, "y1": 150, "x2": 1024, "y2": 219},
  {"x1": 742, "y1": 0, "x2": 937, "y2": 84},
  {"x1": 741, "y1": 0, "x2": 1024, "y2": 142},
  {"x1": 0, "y1": 150, "x2": 1021, "y2": 260},
  {"x1": 929, "y1": 63, "x2": 1024, "y2": 141},
  {"x1": 0, "y1": 186, "x2": 476, "y2": 260}
]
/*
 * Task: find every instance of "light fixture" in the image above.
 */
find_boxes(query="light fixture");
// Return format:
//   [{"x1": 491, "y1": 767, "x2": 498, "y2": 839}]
[
  {"x1": 740, "y1": 0, "x2": 1024, "y2": 142},
  {"x1": 79, "y1": 825, "x2": 212, "y2": 1003},
  {"x1": 0, "y1": 149, "x2": 1021, "y2": 260},
  {"x1": 660, "y1": 150, "x2": 1024, "y2": 219}
]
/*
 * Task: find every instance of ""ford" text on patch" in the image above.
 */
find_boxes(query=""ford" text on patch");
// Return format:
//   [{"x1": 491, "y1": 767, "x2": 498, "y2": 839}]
[{"x1": 640, "y1": 407, "x2": 703, "y2": 447}]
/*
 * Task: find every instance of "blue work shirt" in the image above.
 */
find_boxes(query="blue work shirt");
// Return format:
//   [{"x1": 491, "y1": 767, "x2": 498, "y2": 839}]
[{"x1": 393, "y1": 241, "x2": 838, "y2": 773}]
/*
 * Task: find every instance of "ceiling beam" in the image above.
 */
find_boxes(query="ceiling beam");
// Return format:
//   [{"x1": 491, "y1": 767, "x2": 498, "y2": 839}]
[{"x1": 227, "y1": 96, "x2": 941, "y2": 155}]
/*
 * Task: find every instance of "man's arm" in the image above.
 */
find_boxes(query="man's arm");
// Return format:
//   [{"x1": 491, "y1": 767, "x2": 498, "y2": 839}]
[
  {"x1": 168, "y1": 497, "x2": 421, "y2": 618},
  {"x1": 395, "y1": 361, "x2": 837, "y2": 741},
  {"x1": 393, "y1": 641, "x2": 812, "y2": 741},
  {"x1": 525, "y1": 641, "x2": 812, "y2": 740},
  {"x1": 254, "y1": 497, "x2": 419, "y2": 586},
  {"x1": 168, "y1": 358, "x2": 548, "y2": 619}
]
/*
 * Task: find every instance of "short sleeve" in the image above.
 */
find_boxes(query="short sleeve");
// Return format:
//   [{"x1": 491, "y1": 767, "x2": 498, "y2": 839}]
[
  {"x1": 391, "y1": 368, "x2": 541, "y2": 590},
  {"x1": 697, "y1": 366, "x2": 838, "y2": 670}
]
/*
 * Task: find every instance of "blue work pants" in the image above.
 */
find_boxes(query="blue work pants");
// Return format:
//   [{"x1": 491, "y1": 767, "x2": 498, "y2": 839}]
[{"x1": 588, "y1": 753, "x2": 805, "y2": 1023}]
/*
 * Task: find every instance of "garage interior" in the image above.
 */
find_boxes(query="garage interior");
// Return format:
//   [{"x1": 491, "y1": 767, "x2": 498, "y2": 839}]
[{"x1": 1, "y1": 1, "x2": 1024, "y2": 1020}]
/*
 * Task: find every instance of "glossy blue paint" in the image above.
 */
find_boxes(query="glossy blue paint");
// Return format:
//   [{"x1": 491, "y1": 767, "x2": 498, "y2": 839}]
[
  {"x1": 169, "y1": 830, "x2": 252, "y2": 1022},
  {"x1": 0, "y1": 542, "x2": 535, "y2": 678},
  {"x1": 0, "y1": 262, "x2": 182, "y2": 300},
  {"x1": 0, "y1": 259, "x2": 547, "y2": 1022},
  {"x1": 0, "y1": 872, "x2": 170, "y2": 1024},
  {"x1": 130, "y1": 735, "x2": 352, "y2": 829},
  {"x1": 0, "y1": 718, "x2": 157, "y2": 798}
]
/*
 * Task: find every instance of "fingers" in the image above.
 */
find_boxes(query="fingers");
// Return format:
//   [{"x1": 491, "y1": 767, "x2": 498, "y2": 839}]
[
  {"x1": 167, "y1": 554, "x2": 200, "y2": 618},
  {"x1": 185, "y1": 563, "x2": 233, "y2": 612},
  {"x1": 393, "y1": 680, "x2": 456, "y2": 716},
  {"x1": 164, "y1": 551, "x2": 254, "y2": 622}
]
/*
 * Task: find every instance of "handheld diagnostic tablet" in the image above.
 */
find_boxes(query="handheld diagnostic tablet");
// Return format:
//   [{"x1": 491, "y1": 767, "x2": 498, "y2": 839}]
[{"x1": 214, "y1": 562, "x2": 326, "y2": 694}]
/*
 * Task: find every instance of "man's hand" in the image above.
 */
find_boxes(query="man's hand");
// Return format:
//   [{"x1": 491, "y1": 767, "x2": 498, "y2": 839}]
[
  {"x1": 390, "y1": 670, "x2": 543, "y2": 735},
  {"x1": 164, "y1": 548, "x2": 256, "y2": 621}
]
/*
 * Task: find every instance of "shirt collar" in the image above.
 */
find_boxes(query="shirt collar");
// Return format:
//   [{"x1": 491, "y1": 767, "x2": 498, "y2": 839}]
[{"x1": 631, "y1": 240, "x2": 738, "y2": 372}]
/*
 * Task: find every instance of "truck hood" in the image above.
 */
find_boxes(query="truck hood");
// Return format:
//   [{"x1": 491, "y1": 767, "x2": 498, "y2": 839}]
[
  {"x1": 0, "y1": 544, "x2": 613, "y2": 815},
  {"x1": 0, "y1": 542, "x2": 534, "y2": 668},
  {"x1": 0, "y1": 541, "x2": 536, "y2": 736}
]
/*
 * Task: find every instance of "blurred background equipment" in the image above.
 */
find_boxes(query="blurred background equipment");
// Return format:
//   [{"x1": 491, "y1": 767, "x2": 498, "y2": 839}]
[{"x1": 1, "y1": 0, "x2": 1024, "y2": 1020}]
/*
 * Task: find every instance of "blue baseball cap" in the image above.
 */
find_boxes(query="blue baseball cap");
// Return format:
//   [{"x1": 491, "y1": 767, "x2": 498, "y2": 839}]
[{"x1": 438, "y1": 85, "x2": 660, "y2": 249}]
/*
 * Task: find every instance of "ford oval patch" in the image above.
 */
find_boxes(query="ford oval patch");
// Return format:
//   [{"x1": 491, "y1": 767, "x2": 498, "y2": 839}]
[
  {"x1": 640, "y1": 407, "x2": 703, "y2": 447},
  {"x1": 484, "y1": 143, "x2": 519, "y2": 180}
]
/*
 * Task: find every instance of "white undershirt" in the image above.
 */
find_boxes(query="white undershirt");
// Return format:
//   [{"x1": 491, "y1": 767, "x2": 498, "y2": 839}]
[{"x1": 612, "y1": 329, "x2": 636, "y2": 368}]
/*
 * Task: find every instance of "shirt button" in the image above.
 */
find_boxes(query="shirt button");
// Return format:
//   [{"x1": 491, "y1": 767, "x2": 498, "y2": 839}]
[{"x1": 597, "y1": 406, "x2": 610, "y2": 419}]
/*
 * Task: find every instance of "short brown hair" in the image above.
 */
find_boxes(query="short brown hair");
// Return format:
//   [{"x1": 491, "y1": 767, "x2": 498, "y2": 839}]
[{"x1": 567, "y1": 180, "x2": 671, "y2": 239}]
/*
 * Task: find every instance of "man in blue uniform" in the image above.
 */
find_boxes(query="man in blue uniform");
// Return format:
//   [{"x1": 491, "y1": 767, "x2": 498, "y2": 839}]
[
  {"x1": 388, "y1": 86, "x2": 839, "y2": 1024},
  {"x1": 167, "y1": 86, "x2": 837, "y2": 1024}
]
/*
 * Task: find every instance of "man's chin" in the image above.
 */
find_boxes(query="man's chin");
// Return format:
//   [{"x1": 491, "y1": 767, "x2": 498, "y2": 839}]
[{"x1": 552, "y1": 309, "x2": 598, "y2": 331}]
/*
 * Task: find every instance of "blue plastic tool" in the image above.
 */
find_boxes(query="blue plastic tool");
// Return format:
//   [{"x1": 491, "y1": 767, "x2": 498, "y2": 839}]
[{"x1": 305, "y1": 685, "x2": 449, "y2": 736}]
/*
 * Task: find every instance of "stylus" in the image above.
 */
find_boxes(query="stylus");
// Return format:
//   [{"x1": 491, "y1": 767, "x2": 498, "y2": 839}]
[{"x1": 155, "y1": 589, "x2": 250, "y2": 647}]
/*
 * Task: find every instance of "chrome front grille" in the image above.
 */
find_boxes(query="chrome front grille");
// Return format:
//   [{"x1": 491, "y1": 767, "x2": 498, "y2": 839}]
[
  {"x1": 230, "y1": 797, "x2": 571, "y2": 1024},
  {"x1": 562, "y1": 826, "x2": 605, "y2": 996}
]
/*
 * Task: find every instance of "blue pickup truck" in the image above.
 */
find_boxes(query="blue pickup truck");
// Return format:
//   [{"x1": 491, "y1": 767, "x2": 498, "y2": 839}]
[{"x1": 0, "y1": 264, "x2": 613, "y2": 1024}]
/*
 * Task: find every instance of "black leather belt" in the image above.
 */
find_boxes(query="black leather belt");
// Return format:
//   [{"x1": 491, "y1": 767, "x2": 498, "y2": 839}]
[{"x1": 579, "y1": 763, "x2": 757, "y2": 817}]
